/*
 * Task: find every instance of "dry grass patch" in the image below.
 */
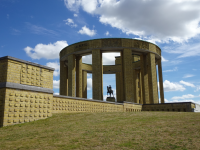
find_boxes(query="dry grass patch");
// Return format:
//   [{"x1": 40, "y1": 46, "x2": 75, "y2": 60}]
[{"x1": 0, "y1": 112, "x2": 200, "y2": 150}]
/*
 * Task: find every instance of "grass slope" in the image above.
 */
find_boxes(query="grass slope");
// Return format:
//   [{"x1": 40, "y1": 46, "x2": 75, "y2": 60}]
[{"x1": 0, "y1": 112, "x2": 200, "y2": 150}]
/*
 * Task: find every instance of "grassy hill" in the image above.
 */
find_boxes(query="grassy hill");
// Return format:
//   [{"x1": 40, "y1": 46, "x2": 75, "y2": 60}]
[{"x1": 0, "y1": 112, "x2": 200, "y2": 150}]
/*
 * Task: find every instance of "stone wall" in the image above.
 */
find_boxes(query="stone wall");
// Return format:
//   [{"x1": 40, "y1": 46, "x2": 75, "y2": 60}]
[
  {"x1": 3, "y1": 88, "x2": 52, "y2": 126},
  {"x1": 142, "y1": 103, "x2": 194, "y2": 112},
  {"x1": 52, "y1": 95, "x2": 124, "y2": 113},
  {"x1": 0, "y1": 56, "x2": 54, "y2": 127}
]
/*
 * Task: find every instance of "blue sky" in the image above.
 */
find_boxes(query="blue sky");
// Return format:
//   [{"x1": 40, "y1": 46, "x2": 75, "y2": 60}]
[{"x1": 1, "y1": 0, "x2": 200, "y2": 104}]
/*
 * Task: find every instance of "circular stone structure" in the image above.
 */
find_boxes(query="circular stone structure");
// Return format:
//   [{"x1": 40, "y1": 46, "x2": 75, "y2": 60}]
[{"x1": 59, "y1": 38, "x2": 164, "y2": 104}]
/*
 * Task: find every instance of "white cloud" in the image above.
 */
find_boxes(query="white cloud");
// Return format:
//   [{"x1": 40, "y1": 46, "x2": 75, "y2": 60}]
[
  {"x1": 163, "y1": 80, "x2": 186, "y2": 92},
  {"x1": 53, "y1": 80, "x2": 60, "y2": 89},
  {"x1": 183, "y1": 74, "x2": 195, "y2": 78},
  {"x1": 163, "y1": 67, "x2": 177, "y2": 72},
  {"x1": 64, "y1": 0, "x2": 97, "y2": 13},
  {"x1": 78, "y1": 26, "x2": 96, "y2": 36},
  {"x1": 82, "y1": 53, "x2": 120, "y2": 65},
  {"x1": 54, "y1": 93, "x2": 59, "y2": 95},
  {"x1": 64, "y1": 18, "x2": 77, "y2": 27},
  {"x1": 24, "y1": 41, "x2": 68, "y2": 59},
  {"x1": 169, "y1": 99, "x2": 196, "y2": 103},
  {"x1": 163, "y1": 98, "x2": 200, "y2": 104},
  {"x1": 102, "y1": 53, "x2": 120, "y2": 65},
  {"x1": 87, "y1": 78, "x2": 92, "y2": 90},
  {"x1": 82, "y1": 54, "x2": 92, "y2": 64},
  {"x1": 161, "y1": 56, "x2": 168, "y2": 62},
  {"x1": 64, "y1": 0, "x2": 200, "y2": 43},
  {"x1": 105, "y1": 31, "x2": 110, "y2": 36},
  {"x1": 46, "y1": 62, "x2": 60, "y2": 76},
  {"x1": 74, "y1": 14, "x2": 78, "y2": 17},
  {"x1": 7, "y1": 14, "x2": 9, "y2": 19},
  {"x1": 172, "y1": 94, "x2": 195, "y2": 100},
  {"x1": 81, "y1": 0, "x2": 98, "y2": 13},
  {"x1": 195, "y1": 85, "x2": 200, "y2": 92},
  {"x1": 64, "y1": 0, "x2": 81, "y2": 12},
  {"x1": 179, "y1": 80, "x2": 195, "y2": 87},
  {"x1": 163, "y1": 41, "x2": 200, "y2": 58}
]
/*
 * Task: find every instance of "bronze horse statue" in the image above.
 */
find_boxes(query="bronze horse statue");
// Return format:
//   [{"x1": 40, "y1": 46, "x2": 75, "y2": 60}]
[{"x1": 107, "y1": 85, "x2": 113, "y2": 97}]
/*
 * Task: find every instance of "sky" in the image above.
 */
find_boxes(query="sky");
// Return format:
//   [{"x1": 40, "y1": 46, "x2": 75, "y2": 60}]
[{"x1": 1, "y1": 0, "x2": 200, "y2": 104}]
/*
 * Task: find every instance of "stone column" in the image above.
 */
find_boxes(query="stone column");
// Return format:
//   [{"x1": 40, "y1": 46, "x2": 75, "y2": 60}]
[
  {"x1": 133, "y1": 69, "x2": 138, "y2": 103},
  {"x1": 119, "y1": 53, "x2": 124, "y2": 102},
  {"x1": 140, "y1": 54, "x2": 149, "y2": 104},
  {"x1": 116, "y1": 72, "x2": 123, "y2": 102},
  {"x1": 158, "y1": 58, "x2": 165, "y2": 103},
  {"x1": 122, "y1": 49, "x2": 134, "y2": 102},
  {"x1": 82, "y1": 70, "x2": 87, "y2": 98},
  {"x1": 139, "y1": 70, "x2": 143, "y2": 104},
  {"x1": 68, "y1": 54, "x2": 76, "y2": 97},
  {"x1": 76, "y1": 56, "x2": 82, "y2": 98},
  {"x1": 147, "y1": 52, "x2": 159, "y2": 104},
  {"x1": 92, "y1": 49, "x2": 103, "y2": 100},
  {"x1": 59, "y1": 60, "x2": 68, "y2": 96}
]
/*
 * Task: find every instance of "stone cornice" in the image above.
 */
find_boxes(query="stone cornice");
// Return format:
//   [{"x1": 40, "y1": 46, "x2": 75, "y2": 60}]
[
  {"x1": 0, "y1": 82, "x2": 54, "y2": 94},
  {"x1": 0, "y1": 56, "x2": 55, "y2": 71}
]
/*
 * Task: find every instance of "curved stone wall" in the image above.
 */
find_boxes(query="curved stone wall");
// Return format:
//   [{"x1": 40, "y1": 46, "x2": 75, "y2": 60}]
[
  {"x1": 60, "y1": 38, "x2": 161, "y2": 61},
  {"x1": 59, "y1": 38, "x2": 164, "y2": 105}
]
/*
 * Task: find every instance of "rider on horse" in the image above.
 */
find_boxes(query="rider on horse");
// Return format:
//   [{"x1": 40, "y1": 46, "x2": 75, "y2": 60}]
[{"x1": 107, "y1": 85, "x2": 113, "y2": 97}]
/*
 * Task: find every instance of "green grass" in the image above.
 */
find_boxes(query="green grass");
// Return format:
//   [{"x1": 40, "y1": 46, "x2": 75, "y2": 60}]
[{"x1": 0, "y1": 112, "x2": 200, "y2": 150}]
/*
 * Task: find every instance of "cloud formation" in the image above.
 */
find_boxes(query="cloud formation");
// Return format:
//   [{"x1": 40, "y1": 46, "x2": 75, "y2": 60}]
[
  {"x1": 105, "y1": 31, "x2": 110, "y2": 36},
  {"x1": 64, "y1": 0, "x2": 200, "y2": 43},
  {"x1": 179, "y1": 80, "x2": 195, "y2": 87},
  {"x1": 163, "y1": 67, "x2": 178, "y2": 72},
  {"x1": 64, "y1": 18, "x2": 77, "y2": 27},
  {"x1": 24, "y1": 41, "x2": 68, "y2": 59},
  {"x1": 183, "y1": 74, "x2": 195, "y2": 78},
  {"x1": 87, "y1": 78, "x2": 92, "y2": 90},
  {"x1": 164, "y1": 41, "x2": 200, "y2": 58},
  {"x1": 163, "y1": 80, "x2": 185, "y2": 92},
  {"x1": 53, "y1": 80, "x2": 59, "y2": 89},
  {"x1": 172, "y1": 94, "x2": 195, "y2": 100},
  {"x1": 161, "y1": 56, "x2": 168, "y2": 62},
  {"x1": 78, "y1": 26, "x2": 96, "y2": 36},
  {"x1": 46, "y1": 62, "x2": 60, "y2": 76},
  {"x1": 82, "y1": 53, "x2": 120, "y2": 65}
]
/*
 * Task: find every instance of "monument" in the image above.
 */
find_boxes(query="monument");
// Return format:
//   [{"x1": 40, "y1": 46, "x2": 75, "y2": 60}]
[
  {"x1": 59, "y1": 38, "x2": 164, "y2": 104},
  {"x1": 106, "y1": 85, "x2": 115, "y2": 102},
  {"x1": 0, "y1": 38, "x2": 199, "y2": 127}
]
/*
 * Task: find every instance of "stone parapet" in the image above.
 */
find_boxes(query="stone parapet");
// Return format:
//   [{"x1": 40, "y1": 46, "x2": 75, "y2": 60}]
[{"x1": 142, "y1": 103, "x2": 195, "y2": 112}]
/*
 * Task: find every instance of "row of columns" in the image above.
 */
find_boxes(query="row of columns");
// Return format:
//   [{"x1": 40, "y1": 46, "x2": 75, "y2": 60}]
[
  {"x1": 60, "y1": 55, "x2": 88, "y2": 98},
  {"x1": 116, "y1": 52, "x2": 164, "y2": 104},
  {"x1": 60, "y1": 49, "x2": 103, "y2": 100},
  {"x1": 60, "y1": 48, "x2": 164, "y2": 104}
]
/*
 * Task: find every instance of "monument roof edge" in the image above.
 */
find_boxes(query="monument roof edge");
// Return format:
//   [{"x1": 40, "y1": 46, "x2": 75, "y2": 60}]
[
  {"x1": 0, "y1": 56, "x2": 55, "y2": 70},
  {"x1": 60, "y1": 38, "x2": 161, "y2": 54}
]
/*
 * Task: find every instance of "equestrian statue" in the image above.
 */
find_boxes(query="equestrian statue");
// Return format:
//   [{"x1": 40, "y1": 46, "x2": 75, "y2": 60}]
[{"x1": 107, "y1": 85, "x2": 114, "y2": 97}]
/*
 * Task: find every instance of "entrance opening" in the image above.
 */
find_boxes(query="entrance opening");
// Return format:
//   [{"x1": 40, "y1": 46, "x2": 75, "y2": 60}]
[{"x1": 102, "y1": 52, "x2": 120, "y2": 102}]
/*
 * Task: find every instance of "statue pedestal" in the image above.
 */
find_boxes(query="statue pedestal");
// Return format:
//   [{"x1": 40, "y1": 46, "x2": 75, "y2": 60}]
[{"x1": 106, "y1": 97, "x2": 115, "y2": 102}]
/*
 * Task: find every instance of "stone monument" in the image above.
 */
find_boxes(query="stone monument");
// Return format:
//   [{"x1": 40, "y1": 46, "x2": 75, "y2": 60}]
[{"x1": 106, "y1": 85, "x2": 115, "y2": 102}]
